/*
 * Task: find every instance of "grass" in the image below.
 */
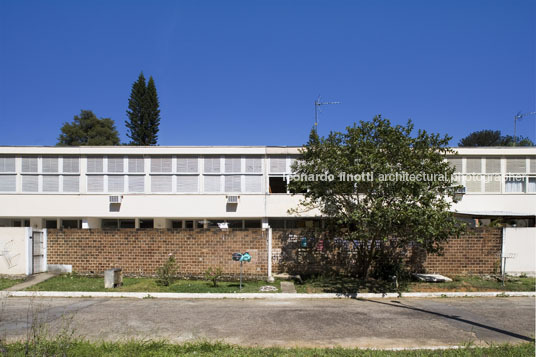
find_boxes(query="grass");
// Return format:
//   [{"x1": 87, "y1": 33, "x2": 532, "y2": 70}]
[
  {"x1": 295, "y1": 275, "x2": 536, "y2": 294},
  {"x1": 0, "y1": 277, "x2": 23, "y2": 290},
  {"x1": 2, "y1": 340, "x2": 534, "y2": 356},
  {"x1": 26, "y1": 274, "x2": 280, "y2": 293}
]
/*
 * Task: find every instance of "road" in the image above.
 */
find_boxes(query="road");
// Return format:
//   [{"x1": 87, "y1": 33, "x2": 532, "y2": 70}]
[{"x1": 0, "y1": 297, "x2": 533, "y2": 348}]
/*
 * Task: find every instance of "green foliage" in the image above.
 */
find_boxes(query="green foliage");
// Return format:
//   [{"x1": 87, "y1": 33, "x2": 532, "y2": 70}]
[
  {"x1": 290, "y1": 116, "x2": 465, "y2": 278},
  {"x1": 57, "y1": 110, "x2": 120, "y2": 146},
  {"x1": 204, "y1": 267, "x2": 223, "y2": 287},
  {"x1": 458, "y1": 129, "x2": 534, "y2": 147},
  {"x1": 155, "y1": 255, "x2": 178, "y2": 286},
  {"x1": 125, "y1": 72, "x2": 161, "y2": 145}
]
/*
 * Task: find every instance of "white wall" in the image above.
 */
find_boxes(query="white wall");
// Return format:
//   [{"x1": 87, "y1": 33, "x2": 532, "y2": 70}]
[
  {"x1": 502, "y1": 227, "x2": 536, "y2": 276},
  {"x1": 0, "y1": 227, "x2": 31, "y2": 275}
]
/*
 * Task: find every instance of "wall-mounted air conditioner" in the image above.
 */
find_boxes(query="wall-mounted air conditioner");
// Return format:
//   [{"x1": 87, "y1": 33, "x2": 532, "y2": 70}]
[
  {"x1": 226, "y1": 195, "x2": 239, "y2": 204},
  {"x1": 109, "y1": 195, "x2": 123, "y2": 204}
]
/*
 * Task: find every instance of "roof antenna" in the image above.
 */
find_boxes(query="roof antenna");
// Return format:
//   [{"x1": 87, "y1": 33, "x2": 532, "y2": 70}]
[
  {"x1": 513, "y1": 111, "x2": 536, "y2": 146},
  {"x1": 314, "y1": 95, "x2": 340, "y2": 132}
]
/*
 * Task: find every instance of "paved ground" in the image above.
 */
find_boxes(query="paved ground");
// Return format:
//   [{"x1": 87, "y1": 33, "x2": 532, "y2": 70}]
[
  {"x1": 4, "y1": 273, "x2": 56, "y2": 291},
  {"x1": 0, "y1": 297, "x2": 533, "y2": 348}
]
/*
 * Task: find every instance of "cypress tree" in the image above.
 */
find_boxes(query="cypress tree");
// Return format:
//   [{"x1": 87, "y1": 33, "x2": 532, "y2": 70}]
[
  {"x1": 125, "y1": 73, "x2": 147, "y2": 145},
  {"x1": 144, "y1": 76, "x2": 160, "y2": 145}
]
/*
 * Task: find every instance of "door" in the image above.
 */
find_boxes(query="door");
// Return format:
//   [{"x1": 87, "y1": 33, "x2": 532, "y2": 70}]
[{"x1": 32, "y1": 230, "x2": 46, "y2": 274}]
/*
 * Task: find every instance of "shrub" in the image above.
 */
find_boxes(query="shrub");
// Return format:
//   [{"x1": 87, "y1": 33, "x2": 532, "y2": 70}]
[
  {"x1": 156, "y1": 254, "x2": 178, "y2": 286},
  {"x1": 204, "y1": 267, "x2": 223, "y2": 287}
]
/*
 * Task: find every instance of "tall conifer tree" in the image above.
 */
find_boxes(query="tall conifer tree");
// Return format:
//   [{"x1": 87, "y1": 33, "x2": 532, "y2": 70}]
[{"x1": 125, "y1": 72, "x2": 161, "y2": 145}]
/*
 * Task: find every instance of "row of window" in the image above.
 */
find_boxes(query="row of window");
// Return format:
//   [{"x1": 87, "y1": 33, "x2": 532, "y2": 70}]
[
  {"x1": 447, "y1": 156, "x2": 536, "y2": 174},
  {"x1": 0, "y1": 156, "x2": 295, "y2": 174},
  {"x1": 454, "y1": 175, "x2": 536, "y2": 193}
]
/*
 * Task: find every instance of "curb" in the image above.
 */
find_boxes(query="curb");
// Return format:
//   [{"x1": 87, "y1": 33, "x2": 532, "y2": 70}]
[{"x1": 1, "y1": 291, "x2": 534, "y2": 300}]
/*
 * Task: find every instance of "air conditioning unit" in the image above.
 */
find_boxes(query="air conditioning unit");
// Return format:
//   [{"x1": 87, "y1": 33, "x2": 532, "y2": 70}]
[
  {"x1": 455, "y1": 187, "x2": 466, "y2": 194},
  {"x1": 226, "y1": 195, "x2": 239, "y2": 204},
  {"x1": 109, "y1": 195, "x2": 122, "y2": 204}
]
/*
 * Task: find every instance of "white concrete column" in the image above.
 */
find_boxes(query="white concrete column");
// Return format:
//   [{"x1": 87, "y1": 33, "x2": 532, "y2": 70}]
[{"x1": 267, "y1": 227, "x2": 274, "y2": 282}]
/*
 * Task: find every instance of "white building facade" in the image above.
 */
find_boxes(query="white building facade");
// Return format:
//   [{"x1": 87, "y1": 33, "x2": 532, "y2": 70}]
[{"x1": 0, "y1": 146, "x2": 534, "y2": 229}]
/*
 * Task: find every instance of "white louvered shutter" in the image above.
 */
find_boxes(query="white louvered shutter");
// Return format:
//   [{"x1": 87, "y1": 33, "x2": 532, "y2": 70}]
[
  {"x1": 506, "y1": 157, "x2": 526, "y2": 173},
  {"x1": 446, "y1": 157, "x2": 462, "y2": 173},
  {"x1": 22, "y1": 175, "x2": 38, "y2": 192},
  {"x1": 245, "y1": 157, "x2": 262, "y2": 173},
  {"x1": 87, "y1": 157, "x2": 104, "y2": 173},
  {"x1": 245, "y1": 175, "x2": 262, "y2": 192},
  {"x1": 63, "y1": 157, "x2": 79, "y2": 173},
  {"x1": 128, "y1": 176, "x2": 144, "y2": 193},
  {"x1": 108, "y1": 157, "x2": 124, "y2": 173},
  {"x1": 42, "y1": 176, "x2": 59, "y2": 192},
  {"x1": 177, "y1": 175, "x2": 198, "y2": 192},
  {"x1": 63, "y1": 176, "x2": 79, "y2": 192},
  {"x1": 529, "y1": 157, "x2": 536, "y2": 173},
  {"x1": 128, "y1": 156, "x2": 144, "y2": 173},
  {"x1": 87, "y1": 175, "x2": 104, "y2": 192},
  {"x1": 108, "y1": 176, "x2": 124, "y2": 192},
  {"x1": 204, "y1": 157, "x2": 221, "y2": 173},
  {"x1": 0, "y1": 157, "x2": 15, "y2": 172},
  {"x1": 151, "y1": 175, "x2": 172, "y2": 192},
  {"x1": 270, "y1": 157, "x2": 286, "y2": 173},
  {"x1": 177, "y1": 157, "x2": 198, "y2": 173},
  {"x1": 225, "y1": 157, "x2": 241, "y2": 173},
  {"x1": 22, "y1": 157, "x2": 38, "y2": 173},
  {"x1": 465, "y1": 158, "x2": 481, "y2": 173},
  {"x1": 204, "y1": 175, "x2": 221, "y2": 192},
  {"x1": 151, "y1": 157, "x2": 172, "y2": 173},
  {"x1": 42, "y1": 157, "x2": 59, "y2": 173},
  {"x1": 225, "y1": 175, "x2": 241, "y2": 192},
  {"x1": 485, "y1": 158, "x2": 501, "y2": 173},
  {"x1": 0, "y1": 175, "x2": 16, "y2": 192}
]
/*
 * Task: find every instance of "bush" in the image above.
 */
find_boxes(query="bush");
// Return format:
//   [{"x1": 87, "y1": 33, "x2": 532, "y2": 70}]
[
  {"x1": 156, "y1": 255, "x2": 178, "y2": 286},
  {"x1": 204, "y1": 267, "x2": 223, "y2": 287}
]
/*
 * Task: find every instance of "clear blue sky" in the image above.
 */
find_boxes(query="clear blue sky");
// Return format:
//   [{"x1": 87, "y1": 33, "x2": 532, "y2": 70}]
[{"x1": 0, "y1": 0, "x2": 534, "y2": 146}]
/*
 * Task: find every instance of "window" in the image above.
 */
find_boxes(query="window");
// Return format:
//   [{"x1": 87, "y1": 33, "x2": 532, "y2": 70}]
[
  {"x1": 21, "y1": 157, "x2": 38, "y2": 173},
  {"x1": 505, "y1": 177, "x2": 525, "y2": 193},
  {"x1": 139, "y1": 219, "x2": 153, "y2": 228},
  {"x1": 465, "y1": 176, "x2": 482, "y2": 193},
  {"x1": 506, "y1": 157, "x2": 526, "y2": 173},
  {"x1": 119, "y1": 219, "x2": 135, "y2": 228},
  {"x1": 63, "y1": 176, "x2": 79, "y2": 192},
  {"x1": 42, "y1": 157, "x2": 59, "y2": 173},
  {"x1": 484, "y1": 175, "x2": 501, "y2": 193},
  {"x1": 225, "y1": 157, "x2": 241, "y2": 173},
  {"x1": 22, "y1": 175, "x2": 38, "y2": 192},
  {"x1": 151, "y1": 175, "x2": 172, "y2": 192},
  {"x1": 0, "y1": 156, "x2": 15, "y2": 172},
  {"x1": 42, "y1": 176, "x2": 59, "y2": 192},
  {"x1": 63, "y1": 157, "x2": 79, "y2": 173},
  {"x1": 225, "y1": 175, "x2": 241, "y2": 192},
  {"x1": 177, "y1": 175, "x2": 198, "y2": 192},
  {"x1": 528, "y1": 178, "x2": 536, "y2": 193},
  {"x1": 102, "y1": 219, "x2": 119, "y2": 229},
  {"x1": 151, "y1": 157, "x2": 172, "y2": 173},
  {"x1": 245, "y1": 157, "x2": 262, "y2": 173},
  {"x1": 269, "y1": 177, "x2": 287, "y2": 193},
  {"x1": 45, "y1": 220, "x2": 58, "y2": 229},
  {"x1": 177, "y1": 157, "x2": 198, "y2": 173},
  {"x1": 128, "y1": 156, "x2": 144, "y2": 173},
  {"x1": 204, "y1": 157, "x2": 221, "y2": 173},
  {"x1": 465, "y1": 158, "x2": 481, "y2": 173},
  {"x1": 270, "y1": 156, "x2": 287, "y2": 173},
  {"x1": 61, "y1": 220, "x2": 80, "y2": 229},
  {"x1": 128, "y1": 176, "x2": 144, "y2": 193},
  {"x1": 108, "y1": 176, "x2": 124, "y2": 192},
  {"x1": 530, "y1": 158, "x2": 536, "y2": 173},
  {"x1": 204, "y1": 175, "x2": 221, "y2": 192},
  {"x1": 107, "y1": 157, "x2": 124, "y2": 173},
  {"x1": 87, "y1": 157, "x2": 104, "y2": 173},
  {"x1": 0, "y1": 175, "x2": 16, "y2": 192},
  {"x1": 446, "y1": 157, "x2": 462, "y2": 172},
  {"x1": 87, "y1": 175, "x2": 104, "y2": 192},
  {"x1": 485, "y1": 157, "x2": 501, "y2": 173},
  {"x1": 245, "y1": 175, "x2": 262, "y2": 192}
]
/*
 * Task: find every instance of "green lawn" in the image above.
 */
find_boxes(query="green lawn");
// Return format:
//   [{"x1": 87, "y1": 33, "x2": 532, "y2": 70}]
[
  {"x1": 3, "y1": 340, "x2": 534, "y2": 356},
  {"x1": 26, "y1": 274, "x2": 280, "y2": 293},
  {"x1": 0, "y1": 277, "x2": 23, "y2": 290},
  {"x1": 295, "y1": 275, "x2": 536, "y2": 294}
]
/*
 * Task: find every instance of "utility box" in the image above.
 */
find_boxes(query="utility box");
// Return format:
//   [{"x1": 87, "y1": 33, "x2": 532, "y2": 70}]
[{"x1": 104, "y1": 268, "x2": 123, "y2": 288}]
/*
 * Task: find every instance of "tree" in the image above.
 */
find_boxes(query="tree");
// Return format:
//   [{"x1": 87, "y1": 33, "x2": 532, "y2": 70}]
[
  {"x1": 125, "y1": 72, "x2": 161, "y2": 145},
  {"x1": 289, "y1": 116, "x2": 464, "y2": 279},
  {"x1": 57, "y1": 110, "x2": 120, "y2": 146},
  {"x1": 459, "y1": 130, "x2": 534, "y2": 147}
]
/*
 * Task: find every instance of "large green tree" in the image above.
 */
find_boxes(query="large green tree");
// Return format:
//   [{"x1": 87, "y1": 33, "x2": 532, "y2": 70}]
[
  {"x1": 57, "y1": 110, "x2": 120, "y2": 146},
  {"x1": 459, "y1": 129, "x2": 534, "y2": 146},
  {"x1": 125, "y1": 72, "x2": 161, "y2": 145},
  {"x1": 289, "y1": 116, "x2": 464, "y2": 279}
]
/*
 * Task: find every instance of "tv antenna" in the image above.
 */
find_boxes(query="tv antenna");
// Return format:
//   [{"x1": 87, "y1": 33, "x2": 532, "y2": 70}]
[
  {"x1": 513, "y1": 111, "x2": 536, "y2": 146},
  {"x1": 314, "y1": 96, "x2": 340, "y2": 132}
]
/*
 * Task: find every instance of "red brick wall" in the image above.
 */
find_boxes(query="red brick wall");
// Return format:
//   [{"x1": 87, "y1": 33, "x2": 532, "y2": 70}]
[
  {"x1": 47, "y1": 229, "x2": 269, "y2": 278},
  {"x1": 47, "y1": 227, "x2": 502, "y2": 277}
]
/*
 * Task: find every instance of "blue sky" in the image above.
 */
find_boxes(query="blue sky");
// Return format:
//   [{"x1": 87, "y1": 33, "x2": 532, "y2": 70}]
[{"x1": 0, "y1": 0, "x2": 534, "y2": 146}]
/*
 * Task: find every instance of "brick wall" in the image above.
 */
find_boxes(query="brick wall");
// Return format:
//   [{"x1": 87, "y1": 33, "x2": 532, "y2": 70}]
[
  {"x1": 47, "y1": 227, "x2": 502, "y2": 277},
  {"x1": 47, "y1": 229, "x2": 269, "y2": 278}
]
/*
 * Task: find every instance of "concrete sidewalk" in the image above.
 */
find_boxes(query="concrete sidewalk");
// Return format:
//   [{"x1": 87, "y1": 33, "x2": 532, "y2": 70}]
[
  {"x1": 0, "y1": 296, "x2": 533, "y2": 348},
  {"x1": 4, "y1": 273, "x2": 56, "y2": 291}
]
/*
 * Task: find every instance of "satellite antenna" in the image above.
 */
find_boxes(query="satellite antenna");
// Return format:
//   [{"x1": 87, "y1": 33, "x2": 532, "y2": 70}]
[
  {"x1": 314, "y1": 96, "x2": 340, "y2": 132},
  {"x1": 513, "y1": 111, "x2": 536, "y2": 146}
]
